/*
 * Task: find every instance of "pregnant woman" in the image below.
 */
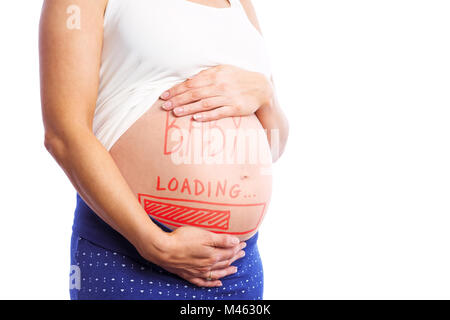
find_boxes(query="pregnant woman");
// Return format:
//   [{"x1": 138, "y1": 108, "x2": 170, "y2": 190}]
[{"x1": 39, "y1": 0, "x2": 288, "y2": 300}]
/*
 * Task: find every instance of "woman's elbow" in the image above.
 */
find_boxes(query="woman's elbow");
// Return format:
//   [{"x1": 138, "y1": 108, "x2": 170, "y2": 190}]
[{"x1": 44, "y1": 131, "x2": 69, "y2": 163}]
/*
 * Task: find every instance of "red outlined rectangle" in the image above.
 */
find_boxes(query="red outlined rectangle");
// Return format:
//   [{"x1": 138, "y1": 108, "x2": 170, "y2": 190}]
[{"x1": 138, "y1": 193, "x2": 266, "y2": 235}]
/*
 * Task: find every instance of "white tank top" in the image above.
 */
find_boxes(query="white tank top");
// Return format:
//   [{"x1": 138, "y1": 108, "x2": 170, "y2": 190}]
[{"x1": 94, "y1": 0, "x2": 272, "y2": 151}]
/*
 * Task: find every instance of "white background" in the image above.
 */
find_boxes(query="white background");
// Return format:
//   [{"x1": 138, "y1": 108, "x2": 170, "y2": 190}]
[{"x1": 0, "y1": 0, "x2": 449, "y2": 299}]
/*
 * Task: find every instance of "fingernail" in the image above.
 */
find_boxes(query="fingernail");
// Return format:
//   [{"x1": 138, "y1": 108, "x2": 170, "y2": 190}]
[
  {"x1": 240, "y1": 250, "x2": 246, "y2": 257},
  {"x1": 160, "y1": 91, "x2": 169, "y2": 99},
  {"x1": 162, "y1": 101, "x2": 172, "y2": 109},
  {"x1": 174, "y1": 107, "x2": 184, "y2": 115},
  {"x1": 232, "y1": 267, "x2": 238, "y2": 273},
  {"x1": 232, "y1": 237, "x2": 239, "y2": 245},
  {"x1": 217, "y1": 281, "x2": 223, "y2": 286},
  {"x1": 193, "y1": 114, "x2": 202, "y2": 121},
  {"x1": 241, "y1": 242, "x2": 247, "y2": 249}
]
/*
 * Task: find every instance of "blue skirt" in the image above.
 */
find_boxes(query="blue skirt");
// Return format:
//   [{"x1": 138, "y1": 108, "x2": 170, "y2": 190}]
[{"x1": 69, "y1": 231, "x2": 264, "y2": 300}]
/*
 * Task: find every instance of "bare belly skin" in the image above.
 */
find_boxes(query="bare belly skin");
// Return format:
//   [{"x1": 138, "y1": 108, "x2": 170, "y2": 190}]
[{"x1": 109, "y1": 98, "x2": 272, "y2": 241}]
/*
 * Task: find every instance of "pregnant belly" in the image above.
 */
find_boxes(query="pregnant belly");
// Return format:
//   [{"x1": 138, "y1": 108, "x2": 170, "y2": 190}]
[{"x1": 109, "y1": 99, "x2": 273, "y2": 241}]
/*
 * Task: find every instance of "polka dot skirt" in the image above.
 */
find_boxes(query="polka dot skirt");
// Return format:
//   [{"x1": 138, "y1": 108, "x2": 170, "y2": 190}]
[{"x1": 69, "y1": 232, "x2": 264, "y2": 300}]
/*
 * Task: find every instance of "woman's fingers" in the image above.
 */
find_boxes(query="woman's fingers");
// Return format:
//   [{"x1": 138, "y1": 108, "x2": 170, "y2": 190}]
[
  {"x1": 212, "y1": 242, "x2": 246, "y2": 264},
  {"x1": 163, "y1": 247, "x2": 246, "y2": 287},
  {"x1": 192, "y1": 106, "x2": 235, "y2": 122},
  {"x1": 164, "y1": 267, "x2": 222, "y2": 287},
  {"x1": 160, "y1": 72, "x2": 214, "y2": 101},
  {"x1": 209, "y1": 233, "x2": 241, "y2": 248},
  {"x1": 200, "y1": 242, "x2": 246, "y2": 270},
  {"x1": 171, "y1": 96, "x2": 227, "y2": 117},
  {"x1": 203, "y1": 265, "x2": 238, "y2": 281},
  {"x1": 227, "y1": 249, "x2": 246, "y2": 267},
  {"x1": 182, "y1": 264, "x2": 239, "y2": 285},
  {"x1": 211, "y1": 249, "x2": 246, "y2": 270},
  {"x1": 161, "y1": 85, "x2": 218, "y2": 111},
  {"x1": 188, "y1": 277, "x2": 223, "y2": 288}
]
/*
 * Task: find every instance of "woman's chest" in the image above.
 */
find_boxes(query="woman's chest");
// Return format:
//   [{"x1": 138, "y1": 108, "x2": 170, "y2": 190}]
[{"x1": 103, "y1": 0, "x2": 271, "y2": 79}]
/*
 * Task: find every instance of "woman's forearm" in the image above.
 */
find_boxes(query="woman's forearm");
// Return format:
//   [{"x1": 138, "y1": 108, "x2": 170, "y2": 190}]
[
  {"x1": 235, "y1": 1, "x2": 289, "y2": 161},
  {"x1": 39, "y1": 0, "x2": 244, "y2": 288},
  {"x1": 255, "y1": 77, "x2": 289, "y2": 162},
  {"x1": 44, "y1": 125, "x2": 168, "y2": 261}
]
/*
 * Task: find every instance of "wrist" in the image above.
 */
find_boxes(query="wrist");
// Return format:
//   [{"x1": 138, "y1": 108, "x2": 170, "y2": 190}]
[
  {"x1": 132, "y1": 221, "x2": 171, "y2": 264},
  {"x1": 256, "y1": 73, "x2": 274, "y2": 113}
]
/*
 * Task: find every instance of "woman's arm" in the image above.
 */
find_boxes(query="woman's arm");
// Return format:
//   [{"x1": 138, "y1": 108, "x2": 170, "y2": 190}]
[
  {"x1": 254, "y1": 76, "x2": 289, "y2": 162},
  {"x1": 238, "y1": 0, "x2": 289, "y2": 161},
  {"x1": 39, "y1": 0, "x2": 243, "y2": 287},
  {"x1": 40, "y1": 0, "x2": 161, "y2": 255}
]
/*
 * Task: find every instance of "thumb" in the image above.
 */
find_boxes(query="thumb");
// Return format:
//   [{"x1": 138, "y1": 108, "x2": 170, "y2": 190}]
[{"x1": 211, "y1": 233, "x2": 240, "y2": 248}]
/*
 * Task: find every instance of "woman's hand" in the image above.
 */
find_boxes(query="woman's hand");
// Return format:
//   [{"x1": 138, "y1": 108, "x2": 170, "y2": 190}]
[
  {"x1": 159, "y1": 64, "x2": 273, "y2": 121},
  {"x1": 140, "y1": 226, "x2": 247, "y2": 288}
]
